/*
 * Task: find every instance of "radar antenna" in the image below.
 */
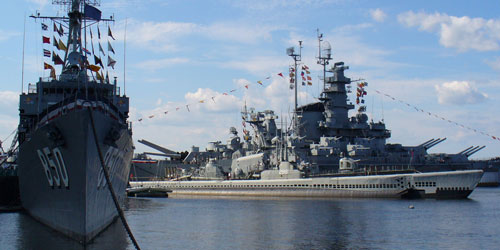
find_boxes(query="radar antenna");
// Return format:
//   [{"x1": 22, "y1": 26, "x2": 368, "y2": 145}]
[{"x1": 316, "y1": 29, "x2": 332, "y2": 93}]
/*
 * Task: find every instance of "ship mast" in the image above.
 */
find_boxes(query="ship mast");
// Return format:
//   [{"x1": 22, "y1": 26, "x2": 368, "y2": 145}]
[
  {"x1": 30, "y1": 0, "x2": 113, "y2": 76},
  {"x1": 286, "y1": 41, "x2": 302, "y2": 135},
  {"x1": 65, "y1": 0, "x2": 83, "y2": 72},
  {"x1": 316, "y1": 29, "x2": 332, "y2": 94}
]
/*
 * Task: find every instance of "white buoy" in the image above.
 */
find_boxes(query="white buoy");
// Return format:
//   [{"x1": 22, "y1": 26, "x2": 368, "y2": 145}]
[{"x1": 408, "y1": 205, "x2": 415, "y2": 209}]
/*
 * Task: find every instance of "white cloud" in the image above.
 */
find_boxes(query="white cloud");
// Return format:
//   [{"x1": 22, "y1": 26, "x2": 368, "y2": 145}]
[
  {"x1": 155, "y1": 98, "x2": 162, "y2": 106},
  {"x1": 0, "y1": 91, "x2": 19, "y2": 141},
  {"x1": 136, "y1": 57, "x2": 190, "y2": 71},
  {"x1": 0, "y1": 30, "x2": 19, "y2": 42},
  {"x1": 230, "y1": 0, "x2": 340, "y2": 11},
  {"x1": 114, "y1": 19, "x2": 282, "y2": 52},
  {"x1": 370, "y1": 8, "x2": 387, "y2": 23},
  {"x1": 0, "y1": 91, "x2": 19, "y2": 106},
  {"x1": 201, "y1": 23, "x2": 279, "y2": 44},
  {"x1": 27, "y1": 0, "x2": 49, "y2": 8},
  {"x1": 114, "y1": 20, "x2": 196, "y2": 52},
  {"x1": 398, "y1": 11, "x2": 500, "y2": 51},
  {"x1": 485, "y1": 57, "x2": 500, "y2": 71},
  {"x1": 219, "y1": 56, "x2": 289, "y2": 75},
  {"x1": 184, "y1": 88, "x2": 242, "y2": 113},
  {"x1": 333, "y1": 23, "x2": 373, "y2": 33},
  {"x1": 435, "y1": 81, "x2": 488, "y2": 105}
]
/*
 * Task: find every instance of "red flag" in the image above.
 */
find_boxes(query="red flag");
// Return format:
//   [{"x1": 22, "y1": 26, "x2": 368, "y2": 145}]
[
  {"x1": 244, "y1": 85, "x2": 249, "y2": 89},
  {"x1": 52, "y1": 52, "x2": 64, "y2": 65},
  {"x1": 277, "y1": 72, "x2": 284, "y2": 78},
  {"x1": 43, "y1": 49, "x2": 51, "y2": 57},
  {"x1": 42, "y1": 36, "x2": 50, "y2": 44},
  {"x1": 43, "y1": 62, "x2": 54, "y2": 70}
]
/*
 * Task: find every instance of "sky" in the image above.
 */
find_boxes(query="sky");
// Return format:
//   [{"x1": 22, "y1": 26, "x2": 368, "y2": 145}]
[{"x1": 1, "y1": 0, "x2": 499, "y2": 159}]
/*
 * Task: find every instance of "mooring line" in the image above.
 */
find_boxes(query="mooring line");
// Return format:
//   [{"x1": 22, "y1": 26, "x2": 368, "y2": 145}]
[{"x1": 88, "y1": 107, "x2": 141, "y2": 250}]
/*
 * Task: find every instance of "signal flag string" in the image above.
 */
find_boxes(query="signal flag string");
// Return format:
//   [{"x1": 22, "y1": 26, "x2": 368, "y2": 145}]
[
  {"x1": 135, "y1": 67, "x2": 313, "y2": 123},
  {"x1": 370, "y1": 88, "x2": 500, "y2": 143}
]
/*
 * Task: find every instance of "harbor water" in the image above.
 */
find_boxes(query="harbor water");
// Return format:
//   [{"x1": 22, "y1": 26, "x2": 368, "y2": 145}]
[{"x1": 1, "y1": 188, "x2": 500, "y2": 250}]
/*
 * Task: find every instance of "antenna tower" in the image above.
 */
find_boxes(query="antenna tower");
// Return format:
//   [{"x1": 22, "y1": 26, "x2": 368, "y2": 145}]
[
  {"x1": 316, "y1": 29, "x2": 332, "y2": 93},
  {"x1": 286, "y1": 41, "x2": 302, "y2": 136}
]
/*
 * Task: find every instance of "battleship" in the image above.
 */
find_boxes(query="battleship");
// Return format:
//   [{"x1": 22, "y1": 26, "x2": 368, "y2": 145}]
[
  {"x1": 17, "y1": 0, "x2": 133, "y2": 243},
  {"x1": 130, "y1": 33, "x2": 484, "y2": 199}
]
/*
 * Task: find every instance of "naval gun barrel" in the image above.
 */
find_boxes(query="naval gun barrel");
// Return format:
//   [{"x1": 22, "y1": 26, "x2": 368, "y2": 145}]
[
  {"x1": 462, "y1": 146, "x2": 480, "y2": 155},
  {"x1": 419, "y1": 138, "x2": 436, "y2": 147},
  {"x1": 465, "y1": 146, "x2": 486, "y2": 157},
  {"x1": 424, "y1": 138, "x2": 446, "y2": 149},
  {"x1": 144, "y1": 152, "x2": 181, "y2": 158},
  {"x1": 458, "y1": 146, "x2": 474, "y2": 155},
  {"x1": 138, "y1": 139, "x2": 179, "y2": 156}
]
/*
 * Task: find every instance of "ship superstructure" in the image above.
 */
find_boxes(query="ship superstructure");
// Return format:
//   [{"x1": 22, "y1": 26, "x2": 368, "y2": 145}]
[
  {"x1": 17, "y1": 0, "x2": 133, "y2": 243},
  {"x1": 130, "y1": 33, "x2": 484, "y2": 199}
]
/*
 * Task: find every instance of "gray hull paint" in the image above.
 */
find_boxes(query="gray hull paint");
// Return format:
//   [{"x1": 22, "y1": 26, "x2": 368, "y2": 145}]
[
  {"x1": 18, "y1": 109, "x2": 133, "y2": 243},
  {"x1": 131, "y1": 170, "x2": 483, "y2": 199}
]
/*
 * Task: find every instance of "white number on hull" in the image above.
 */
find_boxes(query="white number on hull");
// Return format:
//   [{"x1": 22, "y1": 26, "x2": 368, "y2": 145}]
[
  {"x1": 37, "y1": 147, "x2": 70, "y2": 188},
  {"x1": 43, "y1": 147, "x2": 60, "y2": 187},
  {"x1": 53, "y1": 148, "x2": 69, "y2": 187},
  {"x1": 97, "y1": 147, "x2": 125, "y2": 189},
  {"x1": 37, "y1": 150, "x2": 53, "y2": 187}
]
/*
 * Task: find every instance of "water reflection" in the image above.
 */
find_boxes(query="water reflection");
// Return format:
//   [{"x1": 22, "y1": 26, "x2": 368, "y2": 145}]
[
  {"x1": 2, "y1": 189, "x2": 499, "y2": 250},
  {"x1": 16, "y1": 212, "x2": 129, "y2": 250}
]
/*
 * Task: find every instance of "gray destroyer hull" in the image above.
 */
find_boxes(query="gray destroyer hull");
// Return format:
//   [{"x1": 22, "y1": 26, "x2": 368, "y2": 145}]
[{"x1": 18, "y1": 107, "x2": 133, "y2": 243}]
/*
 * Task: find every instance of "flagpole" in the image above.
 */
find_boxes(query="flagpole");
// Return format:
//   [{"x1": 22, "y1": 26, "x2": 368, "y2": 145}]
[{"x1": 22, "y1": 12, "x2": 26, "y2": 94}]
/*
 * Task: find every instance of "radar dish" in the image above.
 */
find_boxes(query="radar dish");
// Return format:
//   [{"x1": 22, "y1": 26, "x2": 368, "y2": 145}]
[{"x1": 67, "y1": 52, "x2": 80, "y2": 65}]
